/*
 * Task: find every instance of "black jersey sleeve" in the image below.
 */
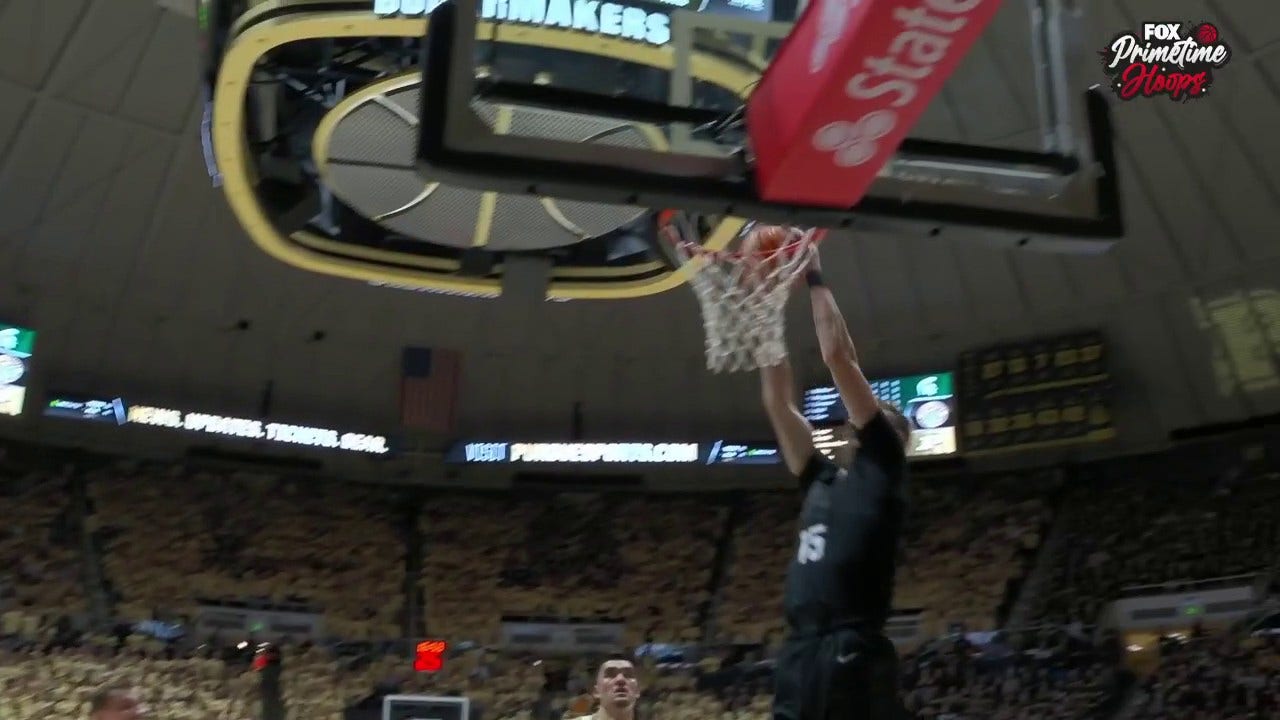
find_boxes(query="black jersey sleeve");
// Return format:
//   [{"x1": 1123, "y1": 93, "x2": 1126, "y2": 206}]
[
  {"x1": 797, "y1": 452, "x2": 842, "y2": 492},
  {"x1": 856, "y1": 411, "x2": 907, "y2": 470}
]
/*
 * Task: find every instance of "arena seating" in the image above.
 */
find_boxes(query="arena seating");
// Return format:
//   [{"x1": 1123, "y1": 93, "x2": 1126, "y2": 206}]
[
  {"x1": 421, "y1": 494, "x2": 725, "y2": 646},
  {"x1": 899, "y1": 629, "x2": 1124, "y2": 720},
  {"x1": 1, "y1": 441, "x2": 1275, "y2": 720},
  {"x1": 713, "y1": 493, "x2": 794, "y2": 646},
  {"x1": 499, "y1": 495, "x2": 725, "y2": 644},
  {"x1": 715, "y1": 472, "x2": 1053, "y2": 644},
  {"x1": 1131, "y1": 629, "x2": 1279, "y2": 720},
  {"x1": 399, "y1": 648, "x2": 546, "y2": 720},
  {"x1": 420, "y1": 494, "x2": 542, "y2": 645},
  {"x1": 645, "y1": 654, "x2": 771, "y2": 720},
  {"x1": 893, "y1": 473, "x2": 1054, "y2": 637},
  {"x1": 278, "y1": 643, "x2": 392, "y2": 720},
  {"x1": 489, "y1": 628, "x2": 1122, "y2": 720},
  {"x1": 0, "y1": 470, "x2": 85, "y2": 643},
  {"x1": 1025, "y1": 471, "x2": 1280, "y2": 626},
  {"x1": 91, "y1": 470, "x2": 406, "y2": 638},
  {"x1": 0, "y1": 640, "x2": 256, "y2": 720}
]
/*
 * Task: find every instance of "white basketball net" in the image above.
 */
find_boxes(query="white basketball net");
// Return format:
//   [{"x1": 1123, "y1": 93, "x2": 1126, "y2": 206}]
[{"x1": 664, "y1": 216, "x2": 822, "y2": 373}]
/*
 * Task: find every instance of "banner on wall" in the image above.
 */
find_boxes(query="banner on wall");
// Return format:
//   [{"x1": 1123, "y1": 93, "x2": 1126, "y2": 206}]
[
  {"x1": 195, "y1": 604, "x2": 324, "y2": 640},
  {"x1": 500, "y1": 619, "x2": 624, "y2": 652},
  {"x1": 445, "y1": 440, "x2": 779, "y2": 465},
  {"x1": 373, "y1": 0, "x2": 773, "y2": 46},
  {"x1": 44, "y1": 393, "x2": 390, "y2": 455}
]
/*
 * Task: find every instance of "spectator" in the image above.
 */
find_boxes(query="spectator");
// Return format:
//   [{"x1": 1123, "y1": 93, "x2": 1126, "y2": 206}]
[
  {"x1": 1026, "y1": 472, "x2": 1280, "y2": 626},
  {"x1": 1133, "y1": 630, "x2": 1279, "y2": 720},
  {"x1": 89, "y1": 686, "x2": 145, "y2": 720}
]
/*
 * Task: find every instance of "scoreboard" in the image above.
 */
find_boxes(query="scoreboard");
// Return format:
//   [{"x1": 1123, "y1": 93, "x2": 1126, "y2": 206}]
[
  {"x1": 0, "y1": 324, "x2": 36, "y2": 417},
  {"x1": 958, "y1": 331, "x2": 1114, "y2": 454},
  {"x1": 803, "y1": 372, "x2": 958, "y2": 458}
]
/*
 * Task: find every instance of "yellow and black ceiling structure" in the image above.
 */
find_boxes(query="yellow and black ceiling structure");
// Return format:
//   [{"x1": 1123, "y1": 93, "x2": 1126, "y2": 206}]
[{"x1": 209, "y1": 0, "x2": 756, "y2": 300}]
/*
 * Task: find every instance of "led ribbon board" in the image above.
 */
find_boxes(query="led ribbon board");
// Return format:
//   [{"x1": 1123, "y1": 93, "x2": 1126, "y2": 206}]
[
  {"x1": 127, "y1": 405, "x2": 390, "y2": 455},
  {"x1": 44, "y1": 393, "x2": 390, "y2": 456},
  {"x1": 447, "y1": 440, "x2": 779, "y2": 464},
  {"x1": 44, "y1": 394, "x2": 127, "y2": 425},
  {"x1": 373, "y1": 0, "x2": 772, "y2": 46}
]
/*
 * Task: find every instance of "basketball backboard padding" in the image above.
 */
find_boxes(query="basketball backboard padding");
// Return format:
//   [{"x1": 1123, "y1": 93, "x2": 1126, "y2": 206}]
[
  {"x1": 743, "y1": 0, "x2": 1005, "y2": 207},
  {"x1": 416, "y1": 0, "x2": 1123, "y2": 245}
]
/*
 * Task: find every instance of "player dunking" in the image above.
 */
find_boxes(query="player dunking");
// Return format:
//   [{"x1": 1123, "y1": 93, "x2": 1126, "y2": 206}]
[{"x1": 758, "y1": 240, "x2": 910, "y2": 720}]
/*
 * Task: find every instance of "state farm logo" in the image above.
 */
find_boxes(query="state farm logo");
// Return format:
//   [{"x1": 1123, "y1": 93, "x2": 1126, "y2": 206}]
[
  {"x1": 812, "y1": 111, "x2": 896, "y2": 166},
  {"x1": 1102, "y1": 22, "x2": 1232, "y2": 102},
  {"x1": 812, "y1": 0, "x2": 988, "y2": 169}
]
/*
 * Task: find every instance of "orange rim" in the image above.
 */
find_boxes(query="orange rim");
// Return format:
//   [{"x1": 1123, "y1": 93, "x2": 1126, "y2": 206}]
[{"x1": 658, "y1": 211, "x2": 826, "y2": 263}]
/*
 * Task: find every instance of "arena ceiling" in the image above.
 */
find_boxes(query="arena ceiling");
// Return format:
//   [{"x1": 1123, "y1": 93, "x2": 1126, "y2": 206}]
[{"x1": 0, "y1": 0, "x2": 1277, "y2": 456}]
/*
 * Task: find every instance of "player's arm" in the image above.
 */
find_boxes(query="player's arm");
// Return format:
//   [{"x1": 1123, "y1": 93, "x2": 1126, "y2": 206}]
[
  {"x1": 759, "y1": 358, "x2": 816, "y2": 476},
  {"x1": 804, "y1": 253, "x2": 881, "y2": 430}
]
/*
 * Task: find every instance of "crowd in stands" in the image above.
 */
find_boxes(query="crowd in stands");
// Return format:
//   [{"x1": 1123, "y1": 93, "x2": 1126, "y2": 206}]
[
  {"x1": 1025, "y1": 468, "x2": 1280, "y2": 627},
  {"x1": 277, "y1": 643, "x2": 399, "y2": 720},
  {"x1": 1, "y1": 439, "x2": 1278, "y2": 720},
  {"x1": 0, "y1": 636, "x2": 256, "y2": 720},
  {"x1": 1131, "y1": 630, "x2": 1279, "y2": 720},
  {"x1": 89, "y1": 468, "x2": 407, "y2": 639},
  {"x1": 893, "y1": 472, "x2": 1055, "y2": 638},
  {"x1": 714, "y1": 493, "x2": 792, "y2": 647},
  {"x1": 423, "y1": 494, "x2": 724, "y2": 647},
  {"x1": 0, "y1": 461, "x2": 85, "y2": 644},
  {"x1": 420, "y1": 495, "x2": 540, "y2": 645},
  {"x1": 899, "y1": 628, "x2": 1124, "y2": 720},
  {"x1": 715, "y1": 472, "x2": 1055, "y2": 645}
]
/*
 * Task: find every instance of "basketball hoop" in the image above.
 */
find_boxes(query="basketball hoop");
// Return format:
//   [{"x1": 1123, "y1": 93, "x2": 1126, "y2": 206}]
[{"x1": 661, "y1": 211, "x2": 825, "y2": 373}]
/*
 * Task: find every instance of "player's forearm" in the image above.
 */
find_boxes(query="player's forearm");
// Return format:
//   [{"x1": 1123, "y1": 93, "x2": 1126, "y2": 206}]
[
  {"x1": 759, "y1": 358, "x2": 796, "y2": 409},
  {"x1": 809, "y1": 286, "x2": 860, "y2": 366},
  {"x1": 759, "y1": 358, "x2": 816, "y2": 475}
]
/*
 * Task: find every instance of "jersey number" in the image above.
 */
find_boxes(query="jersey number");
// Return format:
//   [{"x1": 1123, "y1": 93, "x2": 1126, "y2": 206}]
[{"x1": 797, "y1": 523, "x2": 827, "y2": 564}]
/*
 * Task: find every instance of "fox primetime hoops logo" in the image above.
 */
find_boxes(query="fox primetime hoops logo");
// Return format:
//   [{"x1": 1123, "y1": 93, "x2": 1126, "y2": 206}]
[{"x1": 1102, "y1": 22, "x2": 1232, "y2": 102}]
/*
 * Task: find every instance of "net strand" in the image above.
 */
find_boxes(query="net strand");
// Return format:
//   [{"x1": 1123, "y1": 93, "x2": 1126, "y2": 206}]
[{"x1": 668, "y1": 219, "x2": 819, "y2": 373}]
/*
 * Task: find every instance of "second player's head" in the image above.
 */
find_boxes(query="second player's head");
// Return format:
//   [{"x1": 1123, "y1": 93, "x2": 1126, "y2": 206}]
[{"x1": 594, "y1": 657, "x2": 639, "y2": 716}]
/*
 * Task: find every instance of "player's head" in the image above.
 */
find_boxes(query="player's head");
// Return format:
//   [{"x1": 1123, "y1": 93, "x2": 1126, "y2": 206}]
[
  {"x1": 90, "y1": 687, "x2": 146, "y2": 720},
  {"x1": 593, "y1": 656, "x2": 639, "y2": 714},
  {"x1": 835, "y1": 401, "x2": 911, "y2": 461},
  {"x1": 874, "y1": 399, "x2": 912, "y2": 445}
]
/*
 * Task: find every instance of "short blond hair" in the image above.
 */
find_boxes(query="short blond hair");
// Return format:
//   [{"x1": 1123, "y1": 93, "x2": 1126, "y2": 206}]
[{"x1": 877, "y1": 399, "x2": 911, "y2": 443}]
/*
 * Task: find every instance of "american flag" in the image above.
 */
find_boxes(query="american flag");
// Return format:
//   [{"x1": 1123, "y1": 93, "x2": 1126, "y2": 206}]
[{"x1": 400, "y1": 347, "x2": 461, "y2": 434}]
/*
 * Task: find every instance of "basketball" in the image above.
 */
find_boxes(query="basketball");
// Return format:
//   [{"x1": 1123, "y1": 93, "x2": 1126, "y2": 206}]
[
  {"x1": 739, "y1": 225, "x2": 793, "y2": 286},
  {"x1": 742, "y1": 225, "x2": 791, "y2": 267}
]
